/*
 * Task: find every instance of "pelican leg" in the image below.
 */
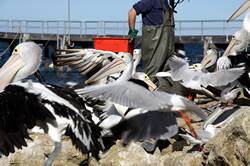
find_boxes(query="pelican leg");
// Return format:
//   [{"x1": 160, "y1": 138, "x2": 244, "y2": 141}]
[
  {"x1": 43, "y1": 141, "x2": 62, "y2": 166},
  {"x1": 177, "y1": 111, "x2": 197, "y2": 138}
]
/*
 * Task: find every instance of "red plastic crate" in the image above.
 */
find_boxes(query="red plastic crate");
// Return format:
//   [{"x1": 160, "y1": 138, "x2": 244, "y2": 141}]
[{"x1": 93, "y1": 37, "x2": 134, "y2": 54}]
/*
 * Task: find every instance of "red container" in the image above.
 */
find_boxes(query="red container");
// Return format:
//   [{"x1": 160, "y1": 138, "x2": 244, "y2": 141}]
[{"x1": 93, "y1": 37, "x2": 134, "y2": 54}]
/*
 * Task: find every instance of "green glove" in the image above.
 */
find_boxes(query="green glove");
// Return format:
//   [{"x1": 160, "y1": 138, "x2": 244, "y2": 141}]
[{"x1": 128, "y1": 28, "x2": 139, "y2": 42}]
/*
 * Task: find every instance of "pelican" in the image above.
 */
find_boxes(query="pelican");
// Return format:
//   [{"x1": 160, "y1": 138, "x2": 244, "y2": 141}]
[
  {"x1": 0, "y1": 42, "x2": 105, "y2": 166},
  {"x1": 227, "y1": 0, "x2": 250, "y2": 22},
  {"x1": 54, "y1": 48, "x2": 116, "y2": 78},
  {"x1": 201, "y1": 49, "x2": 219, "y2": 72},
  {"x1": 84, "y1": 49, "x2": 143, "y2": 85},
  {"x1": 76, "y1": 53, "x2": 208, "y2": 140},
  {"x1": 217, "y1": 2, "x2": 250, "y2": 70},
  {"x1": 54, "y1": 48, "x2": 142, "y2": 85}
]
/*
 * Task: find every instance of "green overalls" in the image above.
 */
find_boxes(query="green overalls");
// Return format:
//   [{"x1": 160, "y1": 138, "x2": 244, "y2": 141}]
[{"x1": 141, "y1": 5, "x2": 175, "y2": 83}]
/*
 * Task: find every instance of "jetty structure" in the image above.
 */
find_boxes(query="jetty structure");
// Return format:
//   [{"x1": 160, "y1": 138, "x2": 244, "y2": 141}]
[{"x1": 0, "y1": 19, "x2": 245, "y2": 66}]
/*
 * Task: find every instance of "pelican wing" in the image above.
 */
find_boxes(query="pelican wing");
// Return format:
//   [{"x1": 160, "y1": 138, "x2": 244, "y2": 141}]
[
  {"x1": 54, "y1": 48, "x2": 116, "y2": 76},
  {"x1": 76, "y1": 81, "x2": 167, "y2": 111},
  {"x1": 200, "y1": 67, "x2": 245, "y2": 87},
  {"x1": 0, "y1": 85, "x2": 56, "y2": 156}
]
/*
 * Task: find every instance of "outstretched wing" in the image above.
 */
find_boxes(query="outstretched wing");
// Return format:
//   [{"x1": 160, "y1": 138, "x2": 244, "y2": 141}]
[
  {"x1": 76, "y1": 81, "x2": 167, "y2": 111},
  {"x1": 0, "y1": 85, "x2": 55, "y2": 156}
]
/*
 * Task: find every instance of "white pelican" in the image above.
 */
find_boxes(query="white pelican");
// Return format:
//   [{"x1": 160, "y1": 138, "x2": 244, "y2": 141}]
[
  {"x1": 0, "y1": 42, "x2": 105, "y2": 166},
  {"x1": 76, "y1": 53, "x2": 208, "y2": 140}
]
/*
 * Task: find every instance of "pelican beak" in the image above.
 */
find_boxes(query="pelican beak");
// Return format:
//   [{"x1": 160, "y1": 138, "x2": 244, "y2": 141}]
[
  {"x1": 227, "y1": 1, "x2": 250, "y2": 22},
  {"x1": 144, "y1": 79, "x2": 157, "y2": 91},
  {"x1": 223, "y1": 38, "x2": 237, "y2": 56},
  {"x1": 0, "y1": 53, "x2": 25, "y2": 91},
  {"x1": 85, "y1": 58, "x2": 126, "y2": 84},
  {"x1": 201, "y1": 57, "x2": 211, "y2": 68}
]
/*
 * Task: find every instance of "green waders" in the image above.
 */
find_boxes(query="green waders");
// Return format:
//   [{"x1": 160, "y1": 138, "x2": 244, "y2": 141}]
[{"x1": 141, "y1": 8, "x2": 175, "y2": 83}]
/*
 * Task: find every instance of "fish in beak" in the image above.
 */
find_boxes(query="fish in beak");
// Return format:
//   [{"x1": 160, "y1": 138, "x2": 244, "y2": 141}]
[
  {"x1": 227, "y1": 0, "x2": 250, "y2": 22},
  {"x1": 0, "y1": 52, "x2": 25, "y2": 91},
  {"x1": 144, "y1": 78, "x2": 157, "y2": 91},
  {"x1": 85, "y1": 58, "x2": 126, "y2": 84}
]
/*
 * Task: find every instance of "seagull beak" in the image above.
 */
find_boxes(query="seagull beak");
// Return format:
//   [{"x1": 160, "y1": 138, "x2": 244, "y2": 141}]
[
  {"x1": 85, "y1": 58, "x2": 126, "y2": 84},
  {"x1": 227, "y1": 1, "x2": 250, "y2": 22},
  {"x1": 223, "y1": 38, "x2": 237, "y2": 56},
  {"x1": 0, "y1": 53, "x2": 25, "y2": 91}
]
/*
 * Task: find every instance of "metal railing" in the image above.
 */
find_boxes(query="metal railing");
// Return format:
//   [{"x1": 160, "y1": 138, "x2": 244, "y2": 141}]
[{"x1": 0, "y1": 19, "x2": 243, "y2": 38}]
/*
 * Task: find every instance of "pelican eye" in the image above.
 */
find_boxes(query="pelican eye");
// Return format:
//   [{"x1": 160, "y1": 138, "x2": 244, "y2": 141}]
[
  {"x1": 14, "y1": 49, "x2": 18, "y2": 52},
  {"x1": 121, "y1": 55, "x2": 124, "y2": 58}
]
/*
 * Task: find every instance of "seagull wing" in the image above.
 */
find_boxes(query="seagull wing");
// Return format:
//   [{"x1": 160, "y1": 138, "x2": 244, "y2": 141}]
[
  {"x1": 153, "y1": 91, "x2": 207, "y2": 120},
  {"x1": 168, "y1": 56, "x2": 199, "y2": 82},
  {"x1": 200, "y1": 67, "x2": 245, "y2": 87},
  {"x1": 76, "y1": 81, "x2": 167, "y2": 111}
]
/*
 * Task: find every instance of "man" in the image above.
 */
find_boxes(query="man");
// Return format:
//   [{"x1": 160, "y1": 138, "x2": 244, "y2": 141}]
[{"x1": 128, "y1": 0, "x2": 175, "y2": 86}]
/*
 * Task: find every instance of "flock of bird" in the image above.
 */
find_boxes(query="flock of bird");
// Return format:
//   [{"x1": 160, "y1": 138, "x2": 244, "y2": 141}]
[{"x1": 0, "y1": 1, "x2": 250, "y2": 166}]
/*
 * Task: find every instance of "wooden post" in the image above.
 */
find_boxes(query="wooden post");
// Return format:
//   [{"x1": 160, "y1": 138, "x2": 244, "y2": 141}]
[{"x1": 44, "y1": 41, "x2": 50, "y2": 71}]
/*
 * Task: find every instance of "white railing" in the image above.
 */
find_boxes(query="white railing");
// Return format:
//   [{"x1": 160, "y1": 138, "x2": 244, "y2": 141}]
[{"x1": 0, "y1": 19, "x2": 242, "y2": 38}]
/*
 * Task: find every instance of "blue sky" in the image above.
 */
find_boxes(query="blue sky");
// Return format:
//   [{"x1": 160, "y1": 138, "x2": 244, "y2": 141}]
[{"x1": 0, "y1": 0, "x2": 245, "y2": 21}]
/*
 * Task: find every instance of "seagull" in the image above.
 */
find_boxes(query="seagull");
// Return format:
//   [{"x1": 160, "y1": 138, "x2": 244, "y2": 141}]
[
  {"x1": 0, "y1": 42, "x2": 105, "y2": 166},
  {"x1": 180, "y1": 105, "x2": 245, "y2": 145},
  {"x1": 158, "y1": 56, "x2": 245, "y2": 100},
  {"x1": 76, "y1": 53, "x2": 208, "y2": 140}
]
